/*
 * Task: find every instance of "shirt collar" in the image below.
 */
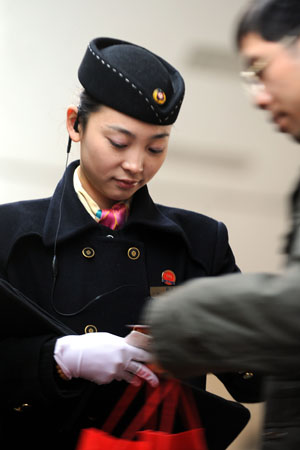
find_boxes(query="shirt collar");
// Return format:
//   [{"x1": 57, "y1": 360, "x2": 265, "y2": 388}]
[{"x1": 73, "y1": 166, "x2": 102, "y2": 220}]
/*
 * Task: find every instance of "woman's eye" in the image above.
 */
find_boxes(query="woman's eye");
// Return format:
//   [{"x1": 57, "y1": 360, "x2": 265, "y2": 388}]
[
  {"x1": 149, "y1": 147, "x2": 163, "y2": 154},
  {"x1": 108, "y1": 139, "x2": 127, "y2": 149}
]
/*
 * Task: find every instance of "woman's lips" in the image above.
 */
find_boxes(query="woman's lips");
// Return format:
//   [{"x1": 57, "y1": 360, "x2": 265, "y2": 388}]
[{"x1": 115, "y1": 178, "x2": 140, "y2": 189}]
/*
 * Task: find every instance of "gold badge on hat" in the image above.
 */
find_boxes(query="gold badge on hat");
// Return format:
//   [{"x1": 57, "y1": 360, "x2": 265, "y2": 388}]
[{"x1": 153, "y1": 88, "x2": 166, "y2": 105}]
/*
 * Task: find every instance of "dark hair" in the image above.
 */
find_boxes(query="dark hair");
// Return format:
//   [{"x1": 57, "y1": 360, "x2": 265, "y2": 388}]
[
  {"x1": 77, "y1": 90, "x2": 102, "y2": 131},
  {"x1": 235, "y1": 0, "x2": 300, "y2": 48}
]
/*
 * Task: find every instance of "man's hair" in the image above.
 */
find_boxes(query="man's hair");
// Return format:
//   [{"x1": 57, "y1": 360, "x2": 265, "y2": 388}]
[{"x1": 236, "y1": 0, "x2": 300, "y2": 48}]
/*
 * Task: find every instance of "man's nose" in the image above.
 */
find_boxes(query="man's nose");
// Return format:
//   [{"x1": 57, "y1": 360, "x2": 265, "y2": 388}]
[{"x1": 252, "y1": 85, "x2": 273, "y2": 110}]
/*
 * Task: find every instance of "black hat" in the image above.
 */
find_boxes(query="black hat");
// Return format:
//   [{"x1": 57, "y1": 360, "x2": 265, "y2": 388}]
[{"x1": 78, "y1": 37, "x2": 185, "y2": 125}]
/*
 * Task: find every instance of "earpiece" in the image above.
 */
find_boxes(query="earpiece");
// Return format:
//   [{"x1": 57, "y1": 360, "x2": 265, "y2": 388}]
[
  {"x1": 73, "y1": 106, "x2": 81, "y2": 132},
  {"x1": 73, "y1": 116, "x2": 80, "y2": 132},
  {"x1": 66, "y1": 107, "x2": 81, "y2": 153}
]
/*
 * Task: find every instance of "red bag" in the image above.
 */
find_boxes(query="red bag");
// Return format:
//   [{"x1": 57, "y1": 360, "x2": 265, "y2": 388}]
[
  {"x1": 138, "y1": 382, "x2": 207, "y2": 450},
  {"x1": 76, "y1": 379, "x2": 207, "y2": 450}
]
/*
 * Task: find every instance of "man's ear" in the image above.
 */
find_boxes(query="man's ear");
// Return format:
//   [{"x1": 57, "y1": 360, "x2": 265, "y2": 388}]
[{"x1": 66, "y1": 105, "x2": 81, "y2": 142}]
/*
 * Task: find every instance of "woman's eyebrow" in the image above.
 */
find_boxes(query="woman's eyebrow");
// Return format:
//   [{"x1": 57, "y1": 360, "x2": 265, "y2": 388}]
[
  {"x1": 107, "y1": 125, "x2": 135, "y2": 137},
  {"x1": 149, "y1": 132, "x2": 170, "y2": 140}
]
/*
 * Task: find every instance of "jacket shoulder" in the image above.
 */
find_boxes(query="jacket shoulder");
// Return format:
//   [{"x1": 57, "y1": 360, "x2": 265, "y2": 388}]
[
  {"x1": 156, "y1": 204, "x2": 237, "y2": 275},
  {"x1": 0, "y1": 197, "x2": 50, "y2": 228},
  {"x1": 157, "y1": 203, "x2": 223, "y2": 235},
  {"x1": 0, "y1": 198, "x2": 50, "y2": 269}
]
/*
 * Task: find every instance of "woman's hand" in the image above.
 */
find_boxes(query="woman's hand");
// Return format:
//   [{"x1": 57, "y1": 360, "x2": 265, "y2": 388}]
[{"x1": 54, "y1": 332, "x2": 159, "y2": 387}]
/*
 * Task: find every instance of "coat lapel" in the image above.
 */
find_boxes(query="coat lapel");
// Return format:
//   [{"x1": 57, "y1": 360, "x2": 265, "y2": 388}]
[{"x1": 43, "y1": 161, "x2": 99, "y2": 246}]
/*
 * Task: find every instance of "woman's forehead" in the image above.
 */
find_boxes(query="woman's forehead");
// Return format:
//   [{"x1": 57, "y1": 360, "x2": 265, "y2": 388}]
[{"x1": 87, "y1": 106, "x2": 172, "y2": 137}]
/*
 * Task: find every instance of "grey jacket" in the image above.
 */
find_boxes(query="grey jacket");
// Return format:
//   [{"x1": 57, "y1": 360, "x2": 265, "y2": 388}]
[{"x1": 144, "y1": 179, "x2": 300, "y2": 449}]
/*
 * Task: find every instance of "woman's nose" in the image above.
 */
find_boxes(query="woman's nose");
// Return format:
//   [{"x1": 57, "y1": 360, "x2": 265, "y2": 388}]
[{"x1": 121, "y1": 150, "x2": 144, "y2": 173}]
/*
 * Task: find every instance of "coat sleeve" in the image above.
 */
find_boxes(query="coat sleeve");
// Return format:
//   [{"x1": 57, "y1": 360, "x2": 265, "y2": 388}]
[
  {"x1": 210, "y1": 221, "x2": 240, "y2": 276},
  {"x1": 0, "y1": 334, "x2": 87, "y2": 410},
  {"x1": 143, "y1": 260, "x2": 300, "y2": 378},
  {"x1": 0, "y1": 278, "x2": 87, "y2": 410}
]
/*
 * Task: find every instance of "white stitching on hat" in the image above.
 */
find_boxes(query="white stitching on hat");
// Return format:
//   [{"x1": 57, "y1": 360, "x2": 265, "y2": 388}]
[{"x1": 87, "y1": 43, "x2": 182, "y2": 122}]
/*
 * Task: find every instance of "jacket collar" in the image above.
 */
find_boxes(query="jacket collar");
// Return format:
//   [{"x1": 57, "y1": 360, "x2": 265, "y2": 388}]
[
  {"x1": 125, "y1": 183, "x2": 187, "y2": 239},
  {"x1": 43, "y1": 161, "x2": 98, "y2": 246},
  {"x1": 43, "y1": 160, "x2": 189, "y2": 248}
]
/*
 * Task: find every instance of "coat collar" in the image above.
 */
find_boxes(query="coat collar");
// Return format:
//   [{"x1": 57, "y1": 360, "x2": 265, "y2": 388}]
[
  {"x1": 43, "y1": 160, "x2": 189, "y2": 248},
  {"x1": 43, "y1": 161, "x2": 98, "y2": 246}
]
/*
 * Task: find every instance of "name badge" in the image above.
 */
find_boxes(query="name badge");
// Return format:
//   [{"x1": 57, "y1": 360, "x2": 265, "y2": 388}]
[{"x1": 150, "y1": 286, "x2": 175, "y2": 297}]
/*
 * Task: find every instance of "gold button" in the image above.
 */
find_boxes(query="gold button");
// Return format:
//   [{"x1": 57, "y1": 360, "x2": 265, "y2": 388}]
[
  {"x1": 84, "y1": 325, "x2": 98, "y2": 333},
  {"x1": 13, "y1": 403, "x2": 31, "y2": 412},
  {"x1": 127, "y1": 247, "x2": 140, "y2": 260},
  {"x1": 82, "y1": 247, "x2": 95, "y2": 259},
  {"x1": 239, "y1": 371, "x2": 254, "y2": 380}
]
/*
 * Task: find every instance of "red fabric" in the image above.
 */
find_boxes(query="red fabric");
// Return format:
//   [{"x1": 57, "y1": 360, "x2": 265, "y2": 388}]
[
  {"x1": 139, "y1": 429, "x2": 207, "y2": 450},
  {"x1": 76, "y1": 380, "x2": 207, "y2": 450},
  {"x1": 97, "y1": 202, "x2": 128, "y2": 230},
  {"x1": 76, "y1": 428, "x2": 149, "y2": 450}
]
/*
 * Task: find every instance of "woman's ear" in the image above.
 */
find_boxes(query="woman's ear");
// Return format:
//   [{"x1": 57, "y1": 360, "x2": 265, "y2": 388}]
[{"x1": 66, "y1": 105, "x2": 81, "y2": 142}]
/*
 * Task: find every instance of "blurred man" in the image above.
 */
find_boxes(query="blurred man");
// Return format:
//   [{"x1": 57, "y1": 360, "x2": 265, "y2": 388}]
[{"x1": 143, "y1": 1, "x2": 300, "y2": 448}]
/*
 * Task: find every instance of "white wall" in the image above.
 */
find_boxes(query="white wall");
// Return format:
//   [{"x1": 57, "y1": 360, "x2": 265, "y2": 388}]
[{"x1": 1, "y1": 1, "x2": 300, "y2": 448}]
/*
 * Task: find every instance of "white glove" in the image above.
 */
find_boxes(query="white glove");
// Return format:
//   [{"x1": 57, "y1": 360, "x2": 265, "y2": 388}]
[{"x1": 54, "y1": 332, "x2": 159, "y2": 387}]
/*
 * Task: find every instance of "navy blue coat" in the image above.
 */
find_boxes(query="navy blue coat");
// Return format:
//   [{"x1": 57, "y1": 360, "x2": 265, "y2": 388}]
[{"x1": 0, "y1": 160, "x2": 261, "y2": 449}]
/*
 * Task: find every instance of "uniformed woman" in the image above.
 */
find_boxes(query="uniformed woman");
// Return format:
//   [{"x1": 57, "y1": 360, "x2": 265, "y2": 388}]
[{"x1": 0, "y1": 37, "x2": 262, "y2": 450}]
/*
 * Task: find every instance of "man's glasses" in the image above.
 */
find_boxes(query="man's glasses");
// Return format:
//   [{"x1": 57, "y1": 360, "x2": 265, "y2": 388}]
[
  {"x1": 240, "y1": 31, "x2": 300, "y2": 97},
  {"x1": 240, "y1": 59, "x2": 269, "y2": 96}
]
